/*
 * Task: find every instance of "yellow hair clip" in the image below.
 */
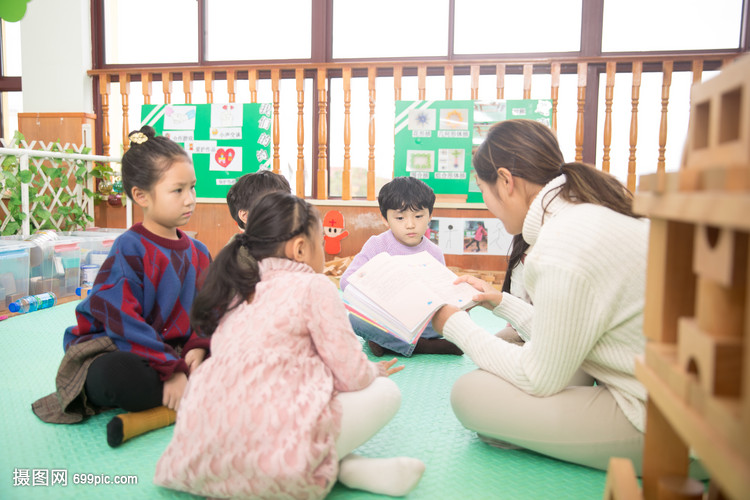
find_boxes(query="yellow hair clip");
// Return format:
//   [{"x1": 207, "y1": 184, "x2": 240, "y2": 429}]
[{"x1": 129, "y1": 132, "x2": 148, "y2": 145}]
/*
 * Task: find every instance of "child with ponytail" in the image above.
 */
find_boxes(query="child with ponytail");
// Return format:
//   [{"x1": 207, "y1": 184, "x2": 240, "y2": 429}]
[{"x1": 155, "y1": 191, "x2": 425, "y2": 499}]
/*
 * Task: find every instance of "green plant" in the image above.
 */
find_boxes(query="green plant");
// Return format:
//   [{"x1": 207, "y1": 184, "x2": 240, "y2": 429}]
[{"x1": 0, "y1": 131, "x2": 115, "y2": 236}]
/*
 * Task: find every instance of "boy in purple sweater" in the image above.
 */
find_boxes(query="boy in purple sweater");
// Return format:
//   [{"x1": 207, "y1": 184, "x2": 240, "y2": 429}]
[{"x1": 340, "y1": 177, "x2": 463, "y2": 357}]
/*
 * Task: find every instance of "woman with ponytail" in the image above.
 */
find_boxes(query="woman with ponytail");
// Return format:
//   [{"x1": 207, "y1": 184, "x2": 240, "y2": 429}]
[
  {"x1": 155, "y1": 191, "x2": 425, "y2": 499},
  {"x1": 432, "y1": 119, "x2": 651, "y2": 473}
]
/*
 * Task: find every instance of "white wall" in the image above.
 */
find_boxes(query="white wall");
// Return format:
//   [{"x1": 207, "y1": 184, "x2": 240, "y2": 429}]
[{"x1": 20, "y1": 0, "x2": 92, "y2": 113}]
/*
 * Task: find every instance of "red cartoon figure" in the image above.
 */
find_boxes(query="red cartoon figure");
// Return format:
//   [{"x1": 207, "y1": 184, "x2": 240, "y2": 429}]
[{"x1": 322, "y1": 210, "x2": 349, "y2": 255}]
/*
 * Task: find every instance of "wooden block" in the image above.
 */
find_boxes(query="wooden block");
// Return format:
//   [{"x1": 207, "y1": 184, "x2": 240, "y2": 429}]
[
  {"x1": 639, "y1": 172, "x2": 682, "y2": 194},
  {"x1": 695, "y1": 276, "x2": 746, "y2": 340},
  {"x1": 677, "y1": 318, "x2": 742, "y2": 397},
  {"x1": 636, "y1": 359, "x2": 750, "y2": 500},
  {"x1": 643, "y1": 219, "x2": 696, "y2": 343},
  {"x1": 693, "y1": 226, "x2": 747, "y2": 288},
  {"x1": 656, "y1": 476, "x2": 704, "y2": 500},
  {"x1": 641, "y1": 397, "x2": 690, "y2": 500},
  {"x1": 645, "y1": 342, "x2": 690, "y2": 401},
  {"x1": 685, "y1": 54, "x2": 750, "y2": 171},
  {"x1": 603, "y1": 457, "x2": 642, "y2": 500},
  {"x1": 743, "y1": 249, "x2": 750, "y2": 443},
  {"x1": 633, "y1": 191, "x2": 750, "y2": 231}
]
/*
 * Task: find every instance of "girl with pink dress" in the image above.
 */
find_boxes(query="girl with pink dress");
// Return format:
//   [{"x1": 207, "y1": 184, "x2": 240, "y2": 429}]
[{"x1": 154, "y1": 191, "x2": 425, "y2": 499}]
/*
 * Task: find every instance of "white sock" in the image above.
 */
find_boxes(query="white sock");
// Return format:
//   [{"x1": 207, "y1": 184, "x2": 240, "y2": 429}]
[{"x1": 338, "y1": 454, "x2": 425, "y2": 497}]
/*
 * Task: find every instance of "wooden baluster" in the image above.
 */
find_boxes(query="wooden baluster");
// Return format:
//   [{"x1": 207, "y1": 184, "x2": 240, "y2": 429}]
[
  {"x1": 523, "y1": 64, "x2": 532, "y2": 99},
  {"x1": 296, "y1": 68, "x2": 306, "y2": 197},
  {"x1": 317, "y1": 68, "x2": 328, "y2": 199},
  {"x1": 205, "y1": 70, "x2": 214, "y2": 104},
  {"x1": 119, "y1": 72, "x2": 130, "y2": 151},
  {"x1": 575, "y1": 63, "x2": 587, "y2": 162},
  {"x1": 496, "y1": 63, "x2": 505, "y2": 99},
  {"x1": 657, "y1": 61, "x2": 673, "y2": 176},
  {"x1": 249, "y1": 69, "x2": 257, "y2": 103},
  {"x1": 141, "y1": 72, "x2": 152, "y2": 105},
  {"x1": 394, "y1": 66, "x2": 402, "y2": 101},
  {"x1": 227, "y1": 70, "x2": 236, "y2": 103},
  {"x1": 628, "y1": 61, "x2": 643, "y2": 193},
  {"x1": 367, "y1": 66, "x2": 377, "y2": 201},
  {"x1": 445, "y1": 65, "x2": 453, "y2": 100},
  {"x1": 182, "y1": 71, "x2": 192, "y2": 104},
  {"x1": 602, "y1": 62, "x2": 616, "y2": 173},
  {"x1": 551, "y1": 63, "x2": 560, "y2": 131},
  {"x1": 161, "y1": 71, "x2": 172, "y2": 104},
  {"x1": 470, "y1": 65, "x2": 479, "y2": 100},
  {"x1": 692, "y1": 59, "x2": 703, "y2": 86},
  {"x1": 272, "y1": 69, "x2": 281, "y2": 175},
  {"x1": 99, "y1": 74, "x2": 110, "y2": 156},
  {"x1": 418, "y1": 65, "x2": 426, "y2": 100},
  {"x1": 342, "y1": 67, "x2": 352, "y2": 200}
]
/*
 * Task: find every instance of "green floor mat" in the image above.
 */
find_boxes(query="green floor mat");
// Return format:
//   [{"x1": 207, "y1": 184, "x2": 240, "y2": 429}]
[{"x1": 1, "y1": 301, "x2": 607, "y2": 499}]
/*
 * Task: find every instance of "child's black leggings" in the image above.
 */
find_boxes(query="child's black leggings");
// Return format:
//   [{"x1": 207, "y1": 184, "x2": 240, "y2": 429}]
[{"x1": 85, "y1": 351, "x2": 163, "y2": 412}]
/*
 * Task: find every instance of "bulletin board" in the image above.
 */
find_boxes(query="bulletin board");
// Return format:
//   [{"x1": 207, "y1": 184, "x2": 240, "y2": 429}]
[
  {"x1": 140, "y1": 103, "x2": 273, "y2": 199},
  {"x1": 394, "y1": 99, "x2": 553, "y2": 203}
]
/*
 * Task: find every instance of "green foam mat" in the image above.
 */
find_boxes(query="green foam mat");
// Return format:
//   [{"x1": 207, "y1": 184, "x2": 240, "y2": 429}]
[{"x1": 1, "y1": 301, "x2": 607, "y2": 499}]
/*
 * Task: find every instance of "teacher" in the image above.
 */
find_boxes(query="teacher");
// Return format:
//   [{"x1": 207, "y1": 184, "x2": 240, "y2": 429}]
[{"x1": 432, "y1": 119, "x2": 649, "y2": 473}]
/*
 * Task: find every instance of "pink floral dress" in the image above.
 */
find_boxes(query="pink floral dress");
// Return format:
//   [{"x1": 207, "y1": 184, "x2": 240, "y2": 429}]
[{"x1": 154, "y1": 258, "x2": 383, "y2": 499}]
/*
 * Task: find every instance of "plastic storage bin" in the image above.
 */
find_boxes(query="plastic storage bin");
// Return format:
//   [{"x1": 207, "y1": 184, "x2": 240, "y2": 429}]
[
  {"x1": 28, "y1": 236, "x2": 82, "y2": 299},
  {"x1": 61, "y1": 231, "x2": 118, "y2": 287},
  {"x1": 0, "y1": 241, "x2": 33, "y2": 313}
]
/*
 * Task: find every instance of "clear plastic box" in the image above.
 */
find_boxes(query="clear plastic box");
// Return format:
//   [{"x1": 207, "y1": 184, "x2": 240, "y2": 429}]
[
  {"x1": 61, "y1": 231, "x2": 119, "y2": 287},
  {"x1": 0, "y1": 241, "x2": 33, "y2": 313},
  {"x1": 29, "y1": 237, "x2": 82, "y2": 298}
]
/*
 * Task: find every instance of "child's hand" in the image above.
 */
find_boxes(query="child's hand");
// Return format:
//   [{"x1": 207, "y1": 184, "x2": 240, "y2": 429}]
[
  {"x1": 455, "y1": 275, "x2": 503, "y2": 310},
  {"x1": 163, "y1": 372, "x2": 188, "y2": 411},
  {"x1": 377, "y1": 357, "x2": 404, "y2": 377},
  {"x1": 185, "y1": 348, "x2": 207, "y2": 374}
]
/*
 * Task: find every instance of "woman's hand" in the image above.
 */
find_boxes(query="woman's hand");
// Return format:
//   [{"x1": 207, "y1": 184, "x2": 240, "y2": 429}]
[
  {"x1": 184, "y1": 348, "x2": 207, "y2": 374},
  {"x1": 377, "y1": 357, "x2": 404, "y2": 377},
  {"x1": 163, "y1": 372, "x2": 188, "y2": 411},
  {"x1": 455, "y1": 275, "x2": 503, "y2": 310}
]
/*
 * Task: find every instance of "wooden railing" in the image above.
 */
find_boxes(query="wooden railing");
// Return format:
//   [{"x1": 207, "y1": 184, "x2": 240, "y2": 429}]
[{"x1": 88, "y1": 53, "x2": 741, "y2": 199}]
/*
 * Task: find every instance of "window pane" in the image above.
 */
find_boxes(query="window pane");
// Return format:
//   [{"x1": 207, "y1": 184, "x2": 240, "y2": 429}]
[
  {"x1": 206, "y1": 0, "x2": 311, "y2": 61},
  {"x1": 602, "y1": 0, "x2": 742, "y2": 52},
  {"x1": 2, "y1": 20, "x2": 22, "y2": 76},
  {"x1": 454, "y1": 0, "x2": 582, "y2": 54},
  {"x1": 1, "y1": 91, "x2": 23, "y2": 140},
  {"x1": 332, "y1": 0, "x2": 449, "y2": 59},
  {"x1": 104, "y1": 0, "x2": 198, "y2": 64}
]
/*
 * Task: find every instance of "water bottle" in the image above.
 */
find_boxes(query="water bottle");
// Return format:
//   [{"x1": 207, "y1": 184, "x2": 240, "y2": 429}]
[{"x1": 8, "y1": 292, "x2": 57, "y2": 314}]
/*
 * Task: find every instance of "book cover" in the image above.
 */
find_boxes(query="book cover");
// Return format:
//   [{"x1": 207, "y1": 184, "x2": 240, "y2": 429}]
[{"x1": 342, "y1": 251, "x2": 477, "y2": 344}]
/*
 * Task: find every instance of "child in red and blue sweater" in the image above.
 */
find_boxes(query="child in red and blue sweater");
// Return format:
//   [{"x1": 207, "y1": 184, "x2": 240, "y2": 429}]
[{"x1": 33, "y1": 126, "x2": 211, "y2": 447}]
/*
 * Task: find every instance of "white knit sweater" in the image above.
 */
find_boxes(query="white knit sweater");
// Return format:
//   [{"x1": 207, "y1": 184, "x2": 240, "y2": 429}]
[{"x1": 443, "y1": 175, "x2": 649, "y2": 432}]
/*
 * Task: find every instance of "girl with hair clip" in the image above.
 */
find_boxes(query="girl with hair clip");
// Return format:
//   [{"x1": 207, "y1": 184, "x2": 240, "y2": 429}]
[
  {"x1": 32, "y1": 126, "x2": 211, "y2": 447},
  {"x1": 154, "y1": 191, "x2": 425, "y2": 499},
  {"x1": 431, "y1": 118, "x2": 656, "y2": 473}
]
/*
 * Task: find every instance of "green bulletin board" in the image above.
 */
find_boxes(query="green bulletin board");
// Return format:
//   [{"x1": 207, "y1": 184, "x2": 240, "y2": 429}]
[
  {"x1": 394, "y1": 99, "x2": 553, "y2": 203},
  {"x1": 140, "y1": 103, "x2": 272, "y2": 199}
]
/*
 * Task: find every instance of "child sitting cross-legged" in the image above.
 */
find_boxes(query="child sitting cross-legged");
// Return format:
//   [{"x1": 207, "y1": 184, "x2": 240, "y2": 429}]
[
  {"x1": 154, "y1": 191, "x2": 425, "y2": 499},
  {"x1": 340, "y1": 176, "x2": 463, "y2": 357}
]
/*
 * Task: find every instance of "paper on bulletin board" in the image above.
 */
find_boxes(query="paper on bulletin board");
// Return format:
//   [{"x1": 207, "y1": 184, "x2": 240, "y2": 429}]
[
  {"x1": 140, "y1": 103, "x2": 272, "y2": 199},
  {"x1": 395, "y1": 99, "x2": 553, "y2": 203}
]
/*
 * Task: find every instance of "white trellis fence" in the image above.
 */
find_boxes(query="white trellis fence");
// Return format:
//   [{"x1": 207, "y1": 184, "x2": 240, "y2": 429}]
[{"x1": 0, "y1": 140, "x2": 124, "y2": 237}]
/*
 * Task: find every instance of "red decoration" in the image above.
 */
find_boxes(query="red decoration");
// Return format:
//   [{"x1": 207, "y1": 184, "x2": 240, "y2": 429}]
[{"x1": 322, "y1": 210, "x2": 349, "y2": 255}]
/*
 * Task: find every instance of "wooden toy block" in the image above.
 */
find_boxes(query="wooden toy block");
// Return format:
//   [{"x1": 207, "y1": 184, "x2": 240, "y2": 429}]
[
  {"x1": 643, "y1": 219, "x2": 696, "y2": 342},
  {"x1": 744, "y1": 251, "x2": 750, "y2": 442},
  {"x1": 678, "y1": 317, "x2": 742, "y2": 397},
  {"x1": 685, "y1": 54, "x2": 750, "y2": 171},
  {"x1": 636, "y1": 359, "x2": 750, "y2": 500},
  {"x1": 693, "y1": 226, "x2": 747, "y2": 288},
  {"x1": 641, "y1": 397, "x2": 690, "y2": 500},
  {"x1": 603, "y1": 457, "x2": 642, "y2": 500},
  {"x1": 695, "y1": 276, "x2": 746, "y2": 340},
  {"x1": 638, "y1": 172, "x2": 681, "y2": 194},
  {"x1": 645, "y1": 342, "x2": 690, "y2": 401},
  {"x1": 656, "y1": 476, "x2": 705, "y2": 500}
]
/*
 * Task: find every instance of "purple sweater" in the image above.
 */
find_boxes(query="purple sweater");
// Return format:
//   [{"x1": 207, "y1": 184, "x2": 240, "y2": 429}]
[{"x1": 339, "y1": 230, "x2": 445, "y2": 291}]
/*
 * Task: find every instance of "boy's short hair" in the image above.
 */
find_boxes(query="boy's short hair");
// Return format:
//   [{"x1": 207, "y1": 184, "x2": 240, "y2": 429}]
[
  {"x1": 226, "y1": 170, "x2": 291, "y2": 229},
  {"x1": 377, "y1": 176, "x2": 436, "y2": 218}
]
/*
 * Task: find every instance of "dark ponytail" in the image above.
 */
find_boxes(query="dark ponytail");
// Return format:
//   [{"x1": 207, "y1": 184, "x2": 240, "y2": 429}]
[
  {"x1": 502, "y1": 234, "x2": 528, "y2": 293},
  {"x1": 190, "y1": 191, "x2": 320, "y2": 336},
  {"x1": 121, "y1": 125, "x2": 190, "y2": 201}
]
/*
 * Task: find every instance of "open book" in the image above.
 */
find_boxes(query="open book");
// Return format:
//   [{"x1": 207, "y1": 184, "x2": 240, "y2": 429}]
[{"x1": 342, "y1": 251, "x2": 477, "y2": 344}]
